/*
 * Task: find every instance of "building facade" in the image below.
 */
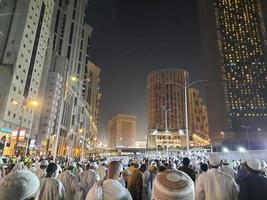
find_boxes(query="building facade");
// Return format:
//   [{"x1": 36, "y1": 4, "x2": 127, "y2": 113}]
[
  {"x1": 108, "y1": 114, "x2": 136, "y2": 149},
  {"x1": 188, "y1": 88, "x2": 210, "y2": 146},
  {"x1": 0, "y1": 0, "x2": 54, "y2": 153},
  {"x1": 36, "y1": 0, "x2": 99, "y2": 156},
  {"x1": 214, "y1": 0, "x2": 267, "y2": 132},
  {"x1": 147, "y1": 69, "x2": 210, "y2": 149}
]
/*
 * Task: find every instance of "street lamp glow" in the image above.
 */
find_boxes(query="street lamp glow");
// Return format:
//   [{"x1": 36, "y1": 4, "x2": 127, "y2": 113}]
[
  {"x1": 222, "y1": 147, "x2": 229, "y2": 152},
  {"x1": 70, "y1": 76, "x2": 78, "y2": 81},
  {"x1": 238, "y1": 147, "x2": 246, "y2": 152},
  {"x1": 11, "y1": 100, "x2": 19, "y2": 105},
  {"x1": 221, "y1": 131, "x2": 224, "y2": 135},
  {"x1": 79, "y1": 128, "x2": 83, "y2": 133},
  {"x1": 30, "y1": 100, "x2": 39, "y2": 106}
]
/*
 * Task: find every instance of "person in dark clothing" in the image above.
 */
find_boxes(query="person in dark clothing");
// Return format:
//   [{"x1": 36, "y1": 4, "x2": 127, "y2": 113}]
[
  {"x1": 178, "y1": 157, "x2": 196, "y2": 181},
  {"x1": 238, "y1": 159, "x2": 267, "y2": 200}
]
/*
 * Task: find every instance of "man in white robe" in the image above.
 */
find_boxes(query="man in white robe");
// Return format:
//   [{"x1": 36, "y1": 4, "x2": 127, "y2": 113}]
[
  {"x1": 86, "y1": 161, "x2": 132, "y2": 200},
  {"x1": 195, "y1": 153, "x2": 238, "y2": 200},
  {"x1": 38, "y1": 162, "x2": 68, "y2": 200},
  {"x1": 57, "y1": 168, "x2": 78, "y2": 200},
  {"x1": 77, "y1": 164, "x2": 100, "y2": 200}
]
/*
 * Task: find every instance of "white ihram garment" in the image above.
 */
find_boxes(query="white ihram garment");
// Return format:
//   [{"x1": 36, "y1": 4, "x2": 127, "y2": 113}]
[
  {"x1": 77, "y1": 169, "x2": 100, "y2": 200},
  {"x1": 38, "y1": 177, "x2": 68, "y2": 200},
  {"x1": 195, "y1": 168, "x2": 238, "y2": 200},
  {"x1": 35, "y1": 168, "x2": 46, "y2": 179},
  {"x1": 220, "y1": 166, "x2": 236, "y2": 179},
  {"x1": 86, "y1": 179, "x2": 132, "y2": 200},
  {"x1": 57, "y1": 170, "x2": 78, "y2": 200}
]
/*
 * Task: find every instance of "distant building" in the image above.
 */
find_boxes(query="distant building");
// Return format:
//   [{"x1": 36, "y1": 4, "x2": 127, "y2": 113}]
[
  {"x1": 188, "y1": 88, "x2": 210, "y2": 146},
  {"x1": 108, "y1": 114, "x2": 136, "y2": 149},
  {"x1": 0, "y1": 0, "x2": 54, "y2": 150},
  {"x1": 147, "y1": 69, "x2": 210, "y2": 149}
]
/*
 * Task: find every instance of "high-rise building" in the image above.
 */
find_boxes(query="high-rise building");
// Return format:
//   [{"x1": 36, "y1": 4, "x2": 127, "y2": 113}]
[
  {"x1": 147, "y1": 69, "x2": 188, "y2": 132},
  {"x1": 83, "y1": 61, "x2": 101, "y2": 146},
  {"x1": 108, "y1": 114, "x2": 136, "y2": 149},
  {"x1": 199, "y1": 0, "x2": 267, "y2": 138},
  {"x1": 214, "y1": 0, "x2": 267, "y2": 132},
  {"x1": 0, "y1": 0, "x2": 54, "y2": 153},
  {"x1": 36, "y1": 0, "x2": 98, "y2": 155},
  {"x1": 147, "y1": 69, "x2": 210, "y2": 149},
  {"x1": 188, "y1": 88, "x2": 210, "y2": 146},
  {"x1": 147, "y1": 69, "x2": 188, "y2": 149}
]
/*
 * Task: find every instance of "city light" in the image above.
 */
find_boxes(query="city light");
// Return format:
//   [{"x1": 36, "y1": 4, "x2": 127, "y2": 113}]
[
  {"x1": 30, "y1": 100, "x2": 39, "y2": 106},
  {"x1": 222, "y1": 147, "x2": 229, "y2": 152},
  {"x1": 238, "y1": 147, "x2": 246, "y2": 152},
  {"x1": 70, "y1": 76, "x2": 78, "y2": 81},
  {"x1": 11, "y1": 100, "x2": 18, "y2": 105},
  {"x1": 79, "y1": 128, "x2": 83, "y2": 133}
]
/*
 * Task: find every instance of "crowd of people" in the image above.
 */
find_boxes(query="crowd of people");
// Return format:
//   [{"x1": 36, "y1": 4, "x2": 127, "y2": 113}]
[{"x1": 0, "y1": 152, "x2": 267, "y2": 200}]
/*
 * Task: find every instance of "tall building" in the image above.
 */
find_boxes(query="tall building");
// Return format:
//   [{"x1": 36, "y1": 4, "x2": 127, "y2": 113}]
[
  {"x1": 188, "y1": 88, "x2": 210, "y2": 146},
  {"x1": 36, "y1": 0, "x2": 98, "y2": 156},
  {"x1": 214, "y1": 0, "x2": 267, "y2": 132},
  {"x1": 0, "y1": 0, "x2": 54, "y2": 153},
  {"x1": 108, "y1": 114, "x2": 136, "y2": 149},
  {"x1": 147, "y1": 69, "x2": 210, "y2": 149},
  {"x1": 82, "y1": 61, "x2": 101, "y2": 146},
  {"x1": 147, "y1": 69, "x2": 188, "y2": 132},
  {"x1": 199, "y1": 0, "x2": 267, "y2": 138},
  {"x1": 198, "y1": 0, "x2": 230, "y2": 141}
]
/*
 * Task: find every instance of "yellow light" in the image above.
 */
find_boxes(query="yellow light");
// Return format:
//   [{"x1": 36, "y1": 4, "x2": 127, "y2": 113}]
[
  {"x1": 71, "y1": 76, "x2": 78, "y2": 81},
  {"x1": 30, "y1": 100, "x2": 39, "y2": 106},
  {"x1": 11, "y1": 100, "x2": 18, "y2": 105},
  {"x1": 79, "y1": 128, "x2": 83, "y2": 133}
]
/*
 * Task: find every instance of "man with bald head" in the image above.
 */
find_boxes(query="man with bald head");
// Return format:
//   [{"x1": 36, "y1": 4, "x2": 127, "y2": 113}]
[{"x1": 86, "y1": 161, "x2": 132, "y2": 200}]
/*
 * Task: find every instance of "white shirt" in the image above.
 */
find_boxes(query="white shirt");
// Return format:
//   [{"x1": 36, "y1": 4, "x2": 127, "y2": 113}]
[
  {"x1": 220, "y1": 165, "x2": 236, "y2": 179},
  {"x1": 195, "y1": 168, "x2": 238, "y2": 200},
  {"x1": 86, "y1": 179, "x2": 132, "y2": 200}
]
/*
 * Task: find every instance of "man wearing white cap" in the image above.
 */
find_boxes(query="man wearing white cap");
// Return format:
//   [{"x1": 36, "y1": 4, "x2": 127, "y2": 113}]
[
  {"x1": 220, "y1": 158, "x2": 236, "y2": 179},
  {"x1": 86, "y1": 161, "x2": 132, "y2": 200},
  {"x1": 0, "y1": 170, "x2": 40, "y2": 200},
  {"x1": 77, "y1": 164, "x2": 100, "y2": 200},
  {"x1": 195, "y1": 153, "x2": 238, "y2": 200},
  {"x1": 238, "y1": 159, "x2": 267, "y2": 200}
]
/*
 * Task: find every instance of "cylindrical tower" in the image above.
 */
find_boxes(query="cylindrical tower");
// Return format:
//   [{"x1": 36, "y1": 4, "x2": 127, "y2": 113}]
[{"x1": 147, "y1": 69, "x2": 189, "y2": 132}]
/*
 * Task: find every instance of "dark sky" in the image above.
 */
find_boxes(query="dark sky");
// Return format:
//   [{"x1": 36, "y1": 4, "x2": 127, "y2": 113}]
[{"x1": 86, "y1": 0, "x2": 204, "y2": 141}]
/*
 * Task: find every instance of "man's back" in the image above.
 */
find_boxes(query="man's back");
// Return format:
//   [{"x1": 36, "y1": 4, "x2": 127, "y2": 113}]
[
  {"x1": 178, "y1": 166, "x2": 196, "y2": 181},
  {"x1": 195, "y1": 168, "x2": 238, "y2": 200},
  {"x1": 220, "y1": 165, "x2": 236, "y2": 179},
  {"x1": 239, "y1": 173, "x2": 267, "y2": 200}
]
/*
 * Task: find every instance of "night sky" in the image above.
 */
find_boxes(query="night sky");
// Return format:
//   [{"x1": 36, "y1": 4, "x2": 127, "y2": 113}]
[{"x1": 86, "y1": 0, "x2": 204, "y2": 141}]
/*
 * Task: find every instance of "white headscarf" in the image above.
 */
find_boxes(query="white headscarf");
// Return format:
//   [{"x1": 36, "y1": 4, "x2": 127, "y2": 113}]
[{"x1": 86, "y1": 179, "x2": 132, "y2": 200}]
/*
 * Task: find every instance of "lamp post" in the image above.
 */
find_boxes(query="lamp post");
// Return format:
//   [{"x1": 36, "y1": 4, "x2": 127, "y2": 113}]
[
  {"x1": 166, "y1": 73, "x2": 208, "y2": 155},
  {"x1": 12, "y1": 99, "x2": 38, "y2": 155},
  {"x1": 257, "y1": 128, "x2": 262, "y2": 138},
  {"x1": 241, "y1": 125, "x2": 251, "y2": 150}
]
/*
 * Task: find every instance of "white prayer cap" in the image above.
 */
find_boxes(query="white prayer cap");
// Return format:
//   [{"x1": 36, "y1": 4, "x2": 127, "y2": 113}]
[
  {"x1": 208, "y1": 153, "x2": 222, "y2": 166},
  {"x1": 152, "y1": 169, "x2": 194, "y2": 200},
  {"x1": 40, "y1": 159, "x2": 49, "y2": 166},
  {"x1": 247, "y1": 159, "x2": 261, "y2": 171},
  {"x1": 0, "y1": 170, "x2": 39, "y2": 200}
]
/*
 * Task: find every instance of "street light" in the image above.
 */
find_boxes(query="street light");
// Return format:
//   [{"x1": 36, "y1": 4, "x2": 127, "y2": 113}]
[
  {"x1": 257, "y1": 128, "x2": 262, "y2": 137},
  {"x1": 241, "y1": 125, "x2": 251, "y2": 150},
  {"x1": 11, "y1": 99, "x2": 39, "y2": 155},
  {"x1": 166, "y1": 73, "x2": 208, "y2": 155}
]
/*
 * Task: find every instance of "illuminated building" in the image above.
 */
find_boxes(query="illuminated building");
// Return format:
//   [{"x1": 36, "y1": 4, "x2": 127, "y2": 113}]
[
  {"x1": 147, "y1": 69, "x2": 210, "y2": 149},
  {"x1": 188, "y1": 88, "x2": 210, "y2": 146},
  {"x1": 108, "y1": 114, "x2": 136, "y2": 149},
  {"x1": 0, "y1": 0, "x2": 54, "y2": 151},
  {"x1": 214, "y1": 0, "x2": 267, "y2": 132}
]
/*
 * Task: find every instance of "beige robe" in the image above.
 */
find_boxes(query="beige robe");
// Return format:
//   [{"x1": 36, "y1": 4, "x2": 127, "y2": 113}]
[{"x1": 38, "y1": 177, "x2": 68, "y2": 200}]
